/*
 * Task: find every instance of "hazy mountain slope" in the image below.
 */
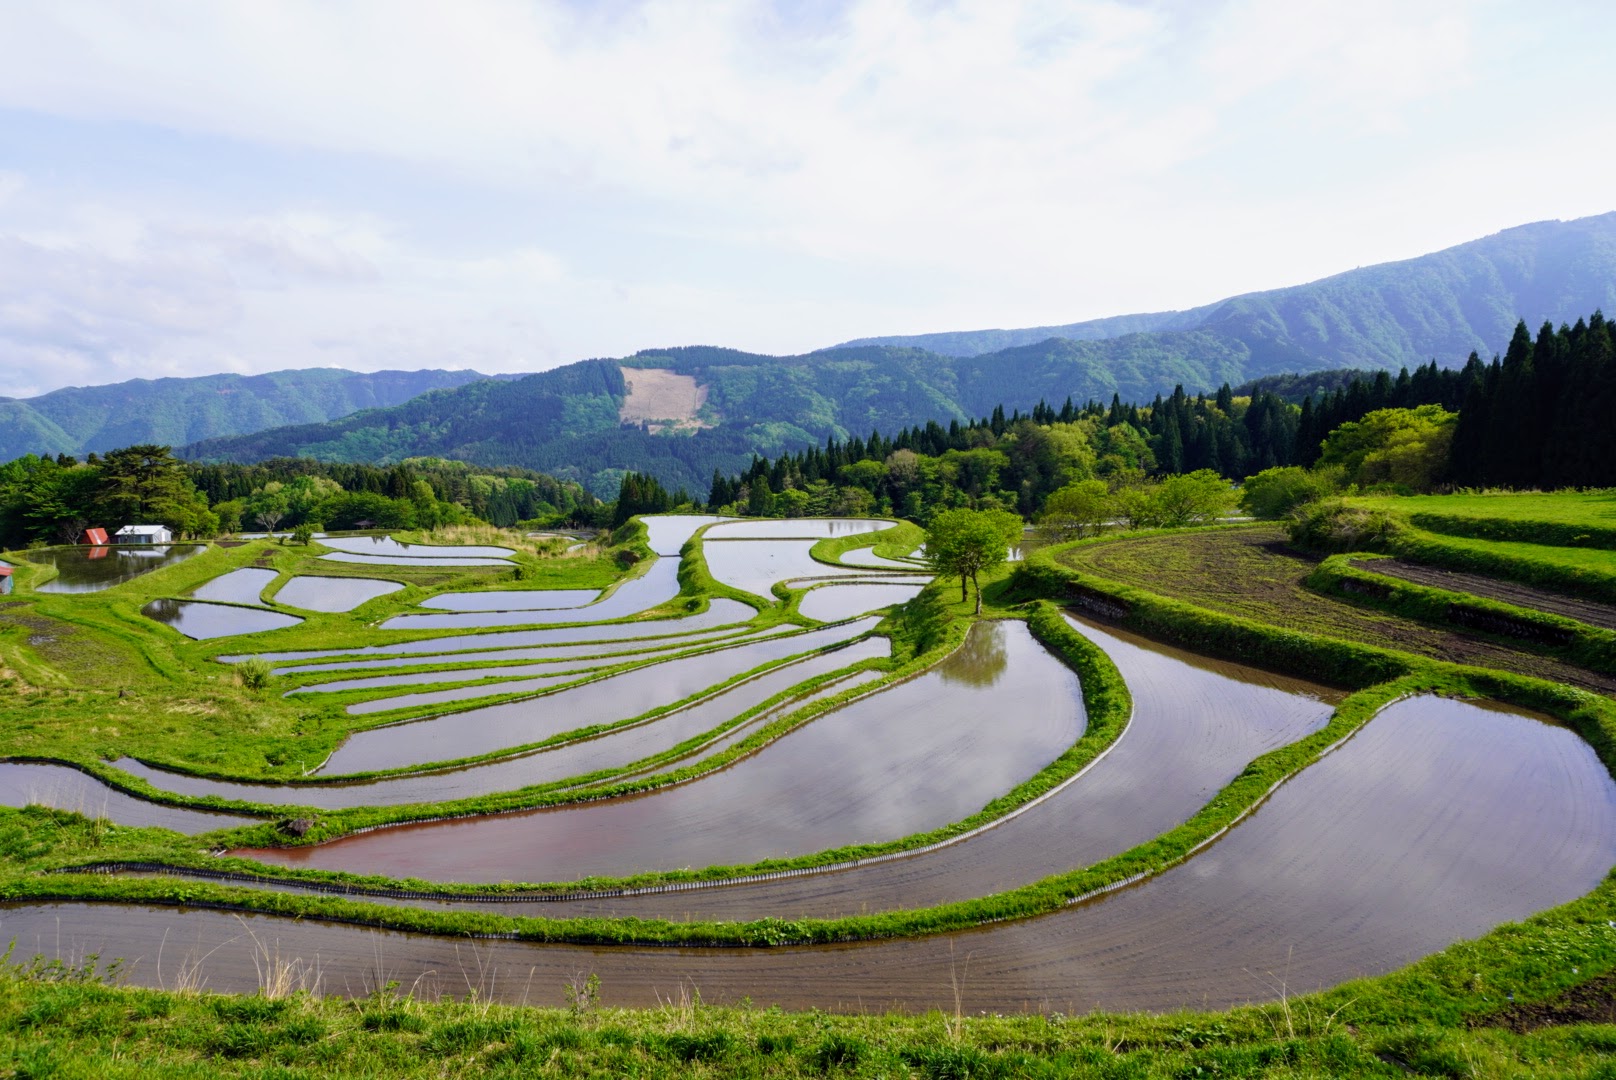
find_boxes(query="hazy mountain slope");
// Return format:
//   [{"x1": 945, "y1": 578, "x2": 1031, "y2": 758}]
[
  {"x1": 0, "y1": 367, "x2": 496, "y2": 460},
  {"x1": 836, "y1": 213, "x2": 1616, "y2": 369}
]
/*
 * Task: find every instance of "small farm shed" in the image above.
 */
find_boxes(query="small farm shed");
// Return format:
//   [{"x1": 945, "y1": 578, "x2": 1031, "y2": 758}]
[
  {"x1": 115, "y1": 524, "x2": 173, "y2": 544},
  {"x1": 83, "y1": 527, "x2": 109, "y2": 545},
  {"x1": 0, "y1": 565, "x2": 12, "y2": 595}
]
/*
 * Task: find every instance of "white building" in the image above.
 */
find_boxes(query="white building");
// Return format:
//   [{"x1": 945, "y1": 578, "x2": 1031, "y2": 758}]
[{"x1": 114, "y1": 524, "x2": 173, "y2": 544}]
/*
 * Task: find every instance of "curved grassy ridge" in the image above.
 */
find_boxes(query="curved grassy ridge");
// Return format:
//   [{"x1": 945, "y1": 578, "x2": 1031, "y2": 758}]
[
  {"x1": 1019, "y1": 534, "x2": 1412, "y2": 690},
  {"x1": 677, "y1": 523, "x2": 795, "y2": 614},
  {"x1": 5, "y1": 902, "x2": 1616, "y2": 1080},
  {"x1": 0, "y1": 619, "x2": 890, "y2": 826},
  {"x1": 808, "y1": 521, "x2": 926, "y2": 569},
  {"x1": 9, "y1": 525, "x2": 1616, "y2": 970},
  {"x1": 1378, "y1": 528, "x2": 1616, "y2": 606},
  {"x1": 1308, "y1": 554, "x2": 1616, "y2": 673},
  {"x1": 1407, "y1": 509, "x2": 1616, "y2": 550}
]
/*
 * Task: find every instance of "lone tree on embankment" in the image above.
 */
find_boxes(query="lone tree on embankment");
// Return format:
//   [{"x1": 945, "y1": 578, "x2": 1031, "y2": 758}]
[{"x1": 924, "y1": 507, "x2": 1022, "y2": 614}]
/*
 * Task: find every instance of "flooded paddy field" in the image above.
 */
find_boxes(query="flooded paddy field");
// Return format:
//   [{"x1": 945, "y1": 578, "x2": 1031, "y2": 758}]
[
  {"x1": 308, "y1": 617, "x2": 883, "y2": 774},
  {"x1": 318, "y1": 552, "x2": 513, "y2": 568},
  {"x1": 704, "y1": 519, "x2": 895, "y2": 539},
  {"x1": 0, "y1": 762, "x2": 255, "y2": 834},
  {"x1": 236, "y1": 621, "x2": 1080, "y2": 882},
  {"x1": 797, "y1": 582, "x2": 926, "y2": 623},
  {"x1": 275, "y1": 625, "x2": 770, "y2": 679},
  {"x1": 20, "y1": 683, "x2": 1616, "y2": 1013},
  {"x1": 273, "y1": 575, "x2": 404, "y2": 612},
  {"x1": 704, "y1": 539, "x2": 878, "y2": 599},
  {"x1": 421, "y1": 588, "x2": 600, "y2": 611},
  {"x1": 102, "y1": 637, "x2": 892, "y2": 810},
  {"x1": 230, "y1": 597, "x2": 760, "y2": 665},
  {"x1": 141, "y1": 599, "x2": 304, "y2": 640},
  {"x1": 26, "y1": 545, "x2": 205, "y2": 593},
  {"x1": 380, "y1": 560, "x2": 683, "y2": 630},
  {"x1": 189, "y1": 567, "x2": 278, "y2": 605},
  {"x1": 512, "y1": 613, "x2": 1341, "y2": 920},
  {"x1": 317, "y1": 536, "x2": 516, "y2": 560}
]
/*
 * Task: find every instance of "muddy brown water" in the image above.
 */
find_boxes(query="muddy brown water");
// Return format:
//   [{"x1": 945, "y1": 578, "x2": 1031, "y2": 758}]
[
  {"x1": 28, "y1": 545, "x2": 205, "y2": 593},
  {"x1": 421, "y1": 589, "x2": 601, "y2": 612},
  {"x1": 273, "y1": 576, "x2": 404, "y2": 613},
  {"x1": 226, "y1": 598, "x2": 759, "y2": 664},
  {"x1": 18, "y1": 689, "x2": 1616, "y2": 1013},
  {"x1": 449, "y1": 614, "x2": 1341, "y2": 920},
  {"x1": 797, "y1": 582, "x2": 927, "y2": 623},
  {"x1": 309, "y1": 619, "x2": 882, "y2": 774},
  {"x1": 106, "y1": 638, "x2": 892, "y2": 813},
  {"x1": 704, "y1": 539, "x2": 881, "y2": 600},
  {"x1": 237, "y1": 621, "x2": 1082, "y2": 882},
  {"x1": 0, "y1": 762, "x2": 255, "y2": 834},
  {"x1": 141, "y1": 600, "x2": 304, "y2": 640},
  {"x1": 190, "y1": 567, "x2": 278, "y2": 605}
]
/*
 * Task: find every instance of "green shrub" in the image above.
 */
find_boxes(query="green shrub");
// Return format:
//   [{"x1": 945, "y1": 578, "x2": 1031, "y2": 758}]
[
  {"x1": 234, "y1": 657, "x2": 273, "y2": 691},
  {"x1": 1287, "y1": 498, "x2": 1404, "y2": 553}
]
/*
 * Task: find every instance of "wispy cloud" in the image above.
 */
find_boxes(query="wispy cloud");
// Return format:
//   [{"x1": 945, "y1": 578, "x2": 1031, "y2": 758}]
[{"x1": 0, "y1": 0, "x2": 1610, "y2": 396}]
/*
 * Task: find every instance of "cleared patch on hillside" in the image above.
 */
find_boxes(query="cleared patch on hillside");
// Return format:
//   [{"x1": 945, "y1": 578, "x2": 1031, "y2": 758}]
[{"x1": 617, "y1": 367, "x2": 712, "y2": 433}]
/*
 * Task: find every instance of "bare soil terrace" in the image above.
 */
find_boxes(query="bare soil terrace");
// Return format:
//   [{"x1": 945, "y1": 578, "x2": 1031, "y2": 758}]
[{"x1": 1058, "y1": 526, "x2": 1616, "y2": 695}]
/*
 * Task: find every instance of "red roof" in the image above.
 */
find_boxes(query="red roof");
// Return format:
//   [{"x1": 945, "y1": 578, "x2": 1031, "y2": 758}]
[
  {"x1": 83, "y1": 527, "x2": 109, "y2": 546},
  {"x1": 0, "y1": 566, "x2": 13, "y2": 576}
]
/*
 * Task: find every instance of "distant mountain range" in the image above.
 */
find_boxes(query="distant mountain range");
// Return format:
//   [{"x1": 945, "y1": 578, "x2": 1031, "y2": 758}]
[
  {"x1": 0, "y1": 368, "x2": 496, "y2": 461},
  {"x1": 837, "y1": 212, "x2": 1616, "y2": 368},
  {"x1": 7, "y1": 212, "x2": 1614, "y2": 494}
]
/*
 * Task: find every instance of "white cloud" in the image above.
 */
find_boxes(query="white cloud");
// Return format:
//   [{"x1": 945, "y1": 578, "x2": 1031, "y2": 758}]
[{"x1": 0, "y1": 0, "x2": 1611, "y2": 395}]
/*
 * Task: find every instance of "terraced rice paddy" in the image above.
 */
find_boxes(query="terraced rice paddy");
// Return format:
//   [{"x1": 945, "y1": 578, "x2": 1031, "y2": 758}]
[
  {"x1": 1061, "y1": 525, "x2": 1616, "y2": 693},
  {"x1": 6, "y1": 511, "x2": 1616, "y2": 1027},
  {"x1": 140, "y1": 599, "x2": 304, "y2": 639},
  {"x1": 272, "y1": 575, "x2": 404, "y2": 612},
  {"x1": 237, "y1": 621, "x2": 1079, "y2": 881},
  {"x1": 189, "y1": 566, "x2": 278, "y2": 604},
  {"x1": 8, "y1": 685, "x2": 1611, "y2": 1013},
  {"x1": 25, "y1": 544, "x2": 205, "y2": 592}
]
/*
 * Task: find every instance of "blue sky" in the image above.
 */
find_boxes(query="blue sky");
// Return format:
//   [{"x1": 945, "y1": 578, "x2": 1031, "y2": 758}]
[{"x1": 0, "y1": 0, "x2": 1612, "y2": 398}]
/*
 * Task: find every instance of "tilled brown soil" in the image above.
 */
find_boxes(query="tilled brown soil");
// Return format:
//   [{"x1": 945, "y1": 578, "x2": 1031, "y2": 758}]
[
  {"x1": 1358, "y1": 558, "x2": 1616, "y2": 631},
  {"x1": 1472, "y1": 972, "x2": 1616, "y2": 1031},
  {"x1": 1060, "y1": 527, "x2": 1616, "y2": 695}
]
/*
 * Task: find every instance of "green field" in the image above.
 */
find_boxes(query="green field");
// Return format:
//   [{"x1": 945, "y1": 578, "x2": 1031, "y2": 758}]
[{"x1": 5, "y1": 504, "x2": 1616, "y2": 1077}]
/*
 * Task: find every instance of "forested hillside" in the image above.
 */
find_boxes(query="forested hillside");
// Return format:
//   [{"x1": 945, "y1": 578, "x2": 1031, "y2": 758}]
[
  {"x1": 0, "y1": 367, "x2": 496, "y2": 461},
  {"x1": 838, "y1": 213, "x2": 1616, "y2": 372}
]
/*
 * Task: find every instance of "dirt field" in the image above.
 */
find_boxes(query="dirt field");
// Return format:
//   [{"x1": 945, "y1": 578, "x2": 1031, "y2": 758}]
[
  {"x1": 617, "y1": 367, "x2": 711, "y2": 432},
  {"x1": 1058, "y1": 526, "x2": 1616, "y2": 695},
  {"x1": 1357, "y1": 558, "x2": 1616, "y2": 631}
]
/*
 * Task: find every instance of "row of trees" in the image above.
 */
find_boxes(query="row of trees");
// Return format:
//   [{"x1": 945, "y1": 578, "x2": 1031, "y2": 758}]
[
  {"x1": 0, "y1": 447, "x2": 607, "y2": 550},
  {"x1": 0, "y1": 446, "x2": 216, "y2": 549}
]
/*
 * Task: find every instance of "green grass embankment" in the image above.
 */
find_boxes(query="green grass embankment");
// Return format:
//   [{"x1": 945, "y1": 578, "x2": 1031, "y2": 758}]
[
  {"x1": 11, "y1": 914, "x2": 1616, "y2": 1080},
  {"x1": 1307, "y1": 554, "x2": 1616, "y2": 674},
  {"x1": 808, "y1": 520, "x2": 926, "y2": 569}
]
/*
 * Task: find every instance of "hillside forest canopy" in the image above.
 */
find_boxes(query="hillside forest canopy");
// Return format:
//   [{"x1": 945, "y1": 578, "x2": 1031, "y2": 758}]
[{"x1": 2, "y1": 312, "x2": 1611, "y2": 551}]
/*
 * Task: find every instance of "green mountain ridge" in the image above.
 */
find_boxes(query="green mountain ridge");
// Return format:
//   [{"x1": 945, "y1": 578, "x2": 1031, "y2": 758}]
[
  {"x1": 0, "y1": 367, "x2": 497, "y2": 461},
  {"x1": 836, "y1": 212, "x2": 1616, "y2": 367}
]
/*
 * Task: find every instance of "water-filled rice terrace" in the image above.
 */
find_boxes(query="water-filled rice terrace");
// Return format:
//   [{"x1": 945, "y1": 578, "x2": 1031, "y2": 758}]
[{"x1": 4, "y1": 509, "x2": 1616, "y2": 1020}]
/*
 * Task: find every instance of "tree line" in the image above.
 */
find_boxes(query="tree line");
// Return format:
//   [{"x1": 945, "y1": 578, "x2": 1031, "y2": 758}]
[{"x1": 0, "y1": 448, "x2": 604, "y2": 550}]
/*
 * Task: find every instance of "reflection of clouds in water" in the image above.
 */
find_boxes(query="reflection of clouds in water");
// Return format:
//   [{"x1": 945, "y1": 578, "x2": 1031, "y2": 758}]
[{"x1": 940, "y1": 620, "x2": 1007, "y2": 688}]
